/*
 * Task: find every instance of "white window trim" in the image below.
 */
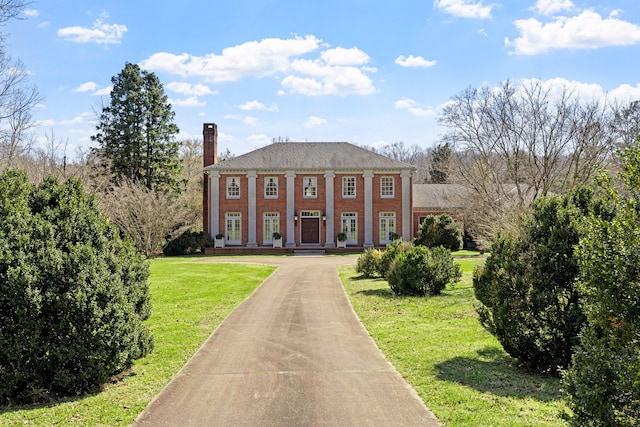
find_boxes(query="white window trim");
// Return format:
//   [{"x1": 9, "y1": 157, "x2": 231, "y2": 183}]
[
  {"x1": 264, "y1": 176, "x2": 278, "y2": 199},
  {"x1": 226, "y1": 177, "x2": 240, "y2": 199},
  {"x1": 380, "y1": 176, "x2": 394, "y2": 198},
  {"x1": 263, "y1": 212, "x2": 280, "y2": 244},
  {"x1": 341, "y1": 212, "x2": 358, "y2": 244},
  {"x1": 225, "y1": 212, "x2": 242, "y2": 244},
  {"x1": 342, "y1": 176, "x2": 356, "y2": 198},
  {"x1": 379, "y1": 211, "x2": 396, "y2": 244},
  {"x1": 303, "y1": 176, "x2": 317, "y2": 199}
]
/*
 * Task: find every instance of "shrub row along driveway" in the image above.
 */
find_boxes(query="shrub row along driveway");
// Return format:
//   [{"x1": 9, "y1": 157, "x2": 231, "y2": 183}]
[{"x1": 134, "y1": 255, "x2": 439, "y2": 426}]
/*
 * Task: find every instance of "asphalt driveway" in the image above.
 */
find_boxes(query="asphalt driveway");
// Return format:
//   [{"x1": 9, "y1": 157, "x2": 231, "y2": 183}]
[{"x1": 134, "y1": 255, "x2": 439, "y2": 426}]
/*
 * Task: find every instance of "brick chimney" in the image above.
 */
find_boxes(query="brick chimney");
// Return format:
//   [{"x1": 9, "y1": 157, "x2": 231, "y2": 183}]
[{"x1": 203, "y1": 123, "x2": 217, "y2": 234}]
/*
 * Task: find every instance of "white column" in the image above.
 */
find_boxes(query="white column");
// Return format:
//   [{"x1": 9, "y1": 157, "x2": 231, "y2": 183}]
[
  {"x1": 363, "y1": 170, "x2": 374, "y2": 248},
  {"x1": 210, "y1": 171, "x2": 220, "y2": 238},
  {"x1": 401, "y1": 170, "x2": 412, "y2": 241},
  {"x1": 324, "y1": 170, "x2": 336, "y2": 247},
  {"x1": 285, "y1": 170, "x2": 296, "y2": 247},
  {"x1": 247, "y1": 170, "x2": 258, "y2": 247}
]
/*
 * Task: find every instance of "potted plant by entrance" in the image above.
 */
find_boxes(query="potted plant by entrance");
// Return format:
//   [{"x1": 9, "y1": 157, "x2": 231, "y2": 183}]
[
  {"x1": 214, "y1": 233, "x2": 225, "y2": 248},
  {"x1": 336, "y1": 232, "x2": 348, "y2": 248},
  {"x1": 272, "y1": 231, "x2": 283, "y2": 248}
]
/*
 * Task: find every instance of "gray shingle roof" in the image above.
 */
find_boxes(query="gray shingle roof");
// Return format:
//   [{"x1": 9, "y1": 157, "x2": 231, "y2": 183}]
[
  {"x1": 204, "y1": 142, "x2": 416, "y2": 172},
  {"x1": 412, "y1": 184, "x2": 471, "y2": 209}
]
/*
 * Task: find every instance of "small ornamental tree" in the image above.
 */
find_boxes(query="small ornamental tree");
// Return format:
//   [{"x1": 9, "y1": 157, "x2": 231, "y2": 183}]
[
  {"x1": 414, "y1": 214, "x2": 462, "y2": 251},
  {"x1": 563, "y1": 146, "x2": 640, "y2": 426},
  {"x1": 0, "y1": 170, "x2": 153, "y2": 404},
  {"x1": 473, "y1": 188, "x2": 596, "y2": 375},
  {"x1": 387, "y1": 245, "x2": 461, "y2": 296}
]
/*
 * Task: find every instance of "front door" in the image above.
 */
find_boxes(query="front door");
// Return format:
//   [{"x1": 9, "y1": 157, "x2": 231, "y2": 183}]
[{"x1": 300, "y1": 210, "x2": 320, "y2": 244}]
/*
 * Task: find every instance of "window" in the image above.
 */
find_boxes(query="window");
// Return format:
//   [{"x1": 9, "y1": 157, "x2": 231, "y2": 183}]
[
  {"x1": 303, "y1": 177, "x2": 317, "y2": 198},
  {"x1": 381, "y1": 176, "x2": 394, "y2": 198},
  {"x1": 226, "y1": 177, "x2": 240, "y2": 199},
  {"x1": 379, "y1": 212, "x2": 396, "y2": 244},
  {"x1": 225, "y1": 212, "x2": 241, "y2": 244},
  {"x1": 342, "y1": 176, "x2": 356, "y2": 198},
  {"x1": 264, "y1": 177, "x2": 278, "y2": 198},
  {"x1": 263, "y1": 212, "x2": 280, "y2": 244},
  {"x1": 341, "y1": 212, "x2": 358, "y2": 244}
]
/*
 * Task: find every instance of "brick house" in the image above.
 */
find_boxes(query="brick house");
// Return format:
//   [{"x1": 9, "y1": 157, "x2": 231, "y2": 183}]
[{"x1": 202, "y1": 123, "x2": 415, "y2": 248}]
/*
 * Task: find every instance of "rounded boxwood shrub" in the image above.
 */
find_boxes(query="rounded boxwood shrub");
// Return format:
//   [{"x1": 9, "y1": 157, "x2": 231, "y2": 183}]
[
  {"x1": 378, "y1": 239, "x2": 413, "y2": 278},
  {"x1": 387, "y1": 245, "x2": 461, "y2": 296},
  {"x1": 164, "y1": 229, "x2": 212, "y2": 256},
  {"x1": 414, "y1": 214, "x2": 462, "y2": 251},
  {"x1": 0, "y1": 170, "x2": 153, "y2": 404},
  {"x1": 356, "y1": 248, "x2": 382, "y2": 278}
]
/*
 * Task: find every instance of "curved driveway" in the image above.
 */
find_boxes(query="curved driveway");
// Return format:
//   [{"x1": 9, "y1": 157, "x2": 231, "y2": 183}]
[{"x1": 134, "y1": 255, "x2": 439, "y2": 426}]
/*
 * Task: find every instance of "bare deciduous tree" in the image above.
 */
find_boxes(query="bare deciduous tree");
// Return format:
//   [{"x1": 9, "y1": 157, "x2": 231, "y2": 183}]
[
  {"x1": 439, "y1": 79, "x2": 614, "y2": 245},
  {"x1": 99, "y1": 180, "x2": 197, "y2": 257},
  {"x1": 0, "y1": 1, "x2": 42, "y2": 172},
  {"x1": 372, "y1": 141, "x2": 430, "y2": 183}
]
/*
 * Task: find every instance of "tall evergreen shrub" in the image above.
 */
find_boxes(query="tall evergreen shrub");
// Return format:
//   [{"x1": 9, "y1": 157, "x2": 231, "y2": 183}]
[
  {"x1": 563, "y1": 147, "x2": 640, "y2": 426},
  {"x1": 0, "y1": 170, "x2": 153, "y2": 403},
  {"x1": 473, "y1": 188, "x2": 595, "y2": 375}
]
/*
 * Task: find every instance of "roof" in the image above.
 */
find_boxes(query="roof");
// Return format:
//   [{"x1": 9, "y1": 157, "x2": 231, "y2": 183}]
[
  {"x1": 412, "y1": 184, "x2": 471, "y2": 210},
  {"x1": 204, "y1": 142, "x2": 416, "y2": 172}
]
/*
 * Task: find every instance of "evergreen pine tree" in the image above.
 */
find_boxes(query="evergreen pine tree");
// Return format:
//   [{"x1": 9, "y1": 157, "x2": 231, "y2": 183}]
[{"x1": 91, "y1": 62, "x2": 183, "y2": 194}]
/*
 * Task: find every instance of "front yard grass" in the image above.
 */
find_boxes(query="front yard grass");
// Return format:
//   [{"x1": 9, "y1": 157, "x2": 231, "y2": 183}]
[
  {"x1": 339, "y1": 256, "x2": 568, "y2": 427},
  {"x1": 0, "y1": 257, "x2": 275, "y2": 426}
]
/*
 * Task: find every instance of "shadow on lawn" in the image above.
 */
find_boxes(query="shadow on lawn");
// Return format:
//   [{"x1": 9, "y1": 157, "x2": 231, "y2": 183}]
[
  {"x1": 356, "y1": 288, "x2": 395, "y2": 298},
  {"x1": 434, "y1": 347, "x2": 563, "y2": 403}
]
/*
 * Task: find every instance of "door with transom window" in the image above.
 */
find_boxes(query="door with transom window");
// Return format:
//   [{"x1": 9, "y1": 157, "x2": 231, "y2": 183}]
[
  {"x1": 263, "y1": 212, "x2": 280, "y2": 245},
  {"x1": 300, "y1": 210, "x2": 320, "y2": 244},
  {"x1": 225, "y1": 213, "x2": 241, "y2": 245},
  {"x1": 341, "y1": 213, "x2": 358, "y2": 245}
]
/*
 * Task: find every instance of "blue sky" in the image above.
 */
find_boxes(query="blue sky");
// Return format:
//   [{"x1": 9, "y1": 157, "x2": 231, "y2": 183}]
[{"x1": 7, "y1": 0, "x2": 640, "y2": 158}]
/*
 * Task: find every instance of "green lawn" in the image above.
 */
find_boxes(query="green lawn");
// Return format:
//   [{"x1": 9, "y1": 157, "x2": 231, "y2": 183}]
[
  {"x1": 2, "y1": 254, "x2": 568, "y2": 426},
  {"x1": 0, "y1": 257, "x2": 275, "y2": 426},
  {"x1": 339, "y1": 256, "x2": 568, "y2": 426}
]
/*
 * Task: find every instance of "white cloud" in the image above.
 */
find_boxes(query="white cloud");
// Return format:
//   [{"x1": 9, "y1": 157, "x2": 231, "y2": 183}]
[
  {"x1": 507, "y1": 10, "x2": 640, "y2": 55},
  {"x1": 243, "y1": 116, "x2": 259, "y2": 126},
  {"x1": 141, "y1": 35, "x2": 376, "y2": 97},
  {"x1": 165, "y1": 81, "x2": 215, "y2": 96},
  {"x1": 239, "y1": 100, "x2": 278, "y2": 112},
  {"x1": 609, "y1": 83, "x2": 640, "y2": 103},
  {"x1": 36, "y1": 119, "x2": 56, "y2": 127},
  {"x1": 93, "y1": 86, "x2": 112, "y2": 96},
  {"x1": 59, "y1": 112, "x2": 92, "y2": 126},
  {"x1": 140, "y1": 35, "x2": 321, "y2": 82},
  {"x1": 74, "y1": 82, "x2": 98, "y2": 93},
  {"x1": 170, "y1": 96, "x2": 206, "y2": 107},
  {"x1": 283, "y1": 58, "x2": 376, "y2": 96},
  {"x1": 304, "y1": 116, "x2": 327, "y2": 127},
  {"x1": 24, "y1": 9, "x2": 39, "y2": 17},
  {"x1": 395, "y1": 97, "x2": 436, "y2": 117},
  {"x1": 434, "y1": 0, "x2": 496, "y2": 19},
  {"x1": 520, "y1": 77, "x2": 606, "y2": 100},
  {"x1": 395, "y1": 55, "x2": 437, "y2": 68},
  {"x1": 58, "y1": 15, "x2": 127, "y2": 44},
  {"x1": 246, "y1": 133, "x2": 272, "y2": 148},
  {"x1": 533, "y1": 0, "x2": 574, "y2": 16},
  {"x1": 508, "y1": 77, "x2": 640, "y2": 106},
  {"x1": 320, "y1": 47, "x2": 370, "y2": 65}
]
